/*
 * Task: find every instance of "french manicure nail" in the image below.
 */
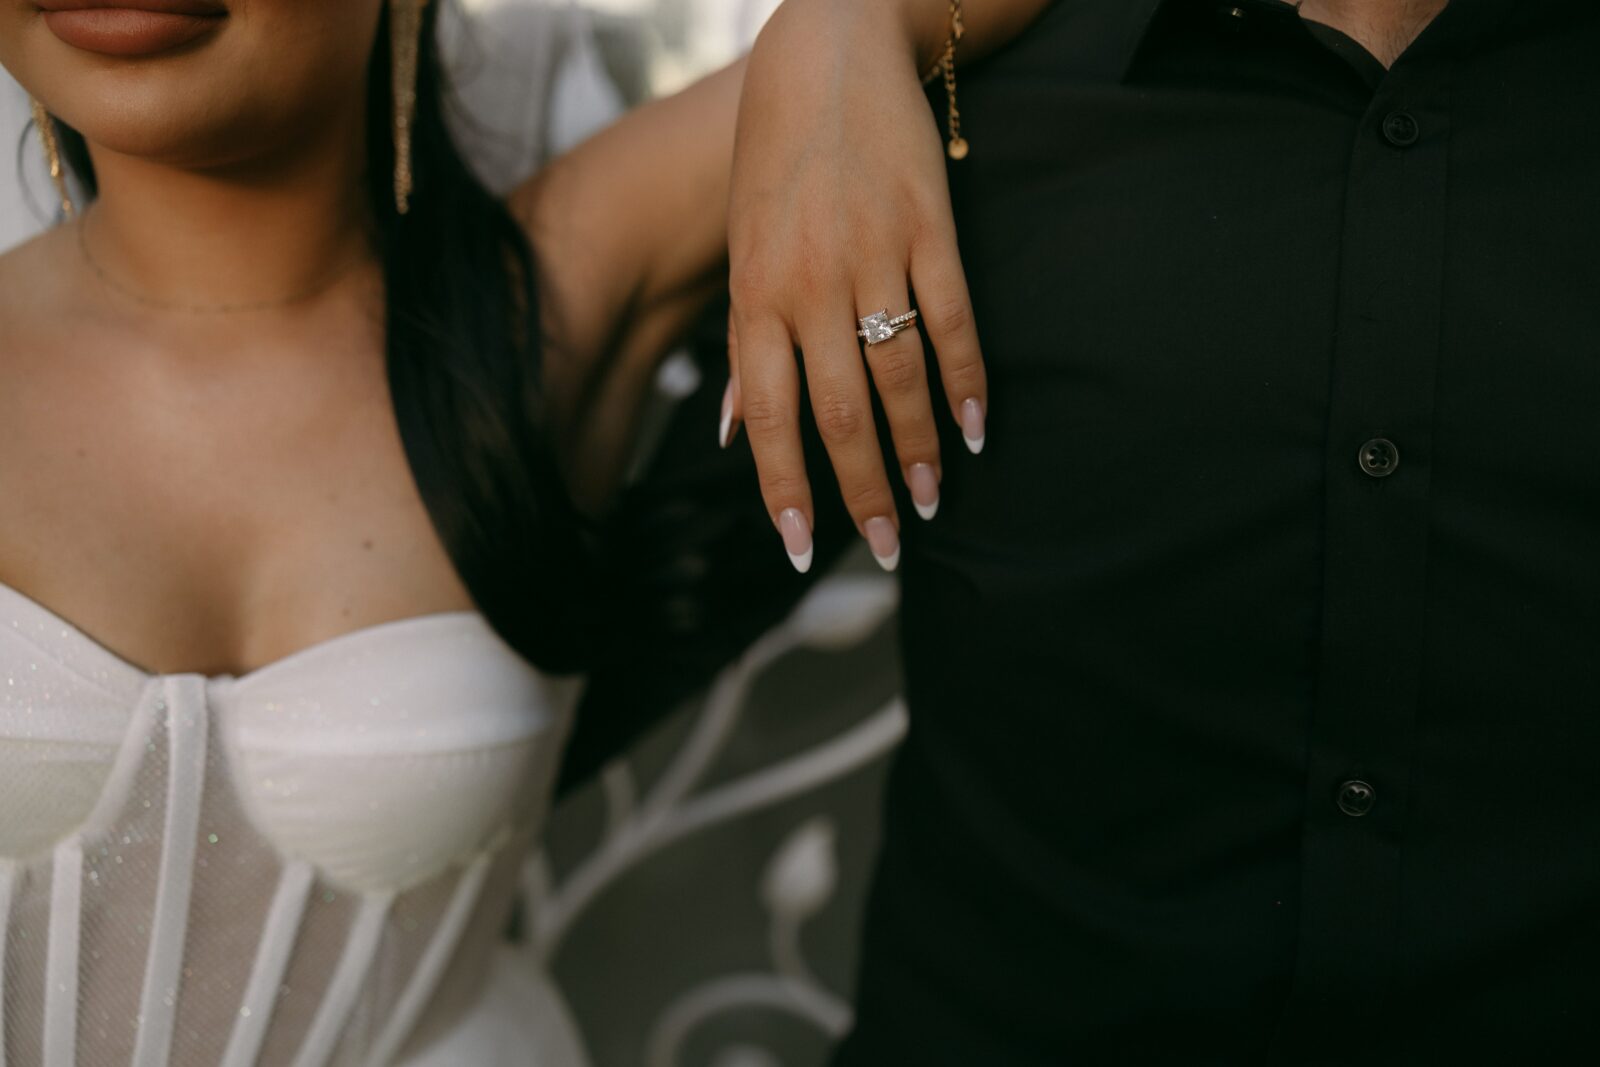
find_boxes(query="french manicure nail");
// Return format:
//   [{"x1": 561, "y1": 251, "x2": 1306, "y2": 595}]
[
  {"x1": 778, "y1": 508, "x2": 814, "y2": 573},
  {"x1": 719, "y1": 382, "x2": 735, "y2": 449},
  {"x1": 961, "y1": 397, "x2": 986, "y2": 455},
  {"x1": 908, "y1": 463, "x2": 941, "y2": 521},
  {"x1": 864, "y1": 516, "x2": 901, "y2": 572}
]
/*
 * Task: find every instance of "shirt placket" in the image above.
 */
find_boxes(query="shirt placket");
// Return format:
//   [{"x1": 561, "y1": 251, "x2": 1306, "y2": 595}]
[{"x1": 1269, "y1": 58, "x2": 1453, "y2": 1059}]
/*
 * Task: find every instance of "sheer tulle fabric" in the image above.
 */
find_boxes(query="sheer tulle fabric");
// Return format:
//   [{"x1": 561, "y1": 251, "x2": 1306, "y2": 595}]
[{"x1": 0, "y1": 582, "x2": 580, "y2": 1066}]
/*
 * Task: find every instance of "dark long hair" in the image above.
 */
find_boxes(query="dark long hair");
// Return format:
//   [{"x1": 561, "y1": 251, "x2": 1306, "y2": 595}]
[{"x1": 46, "y1": 3, "x2": 599, "y2": 673}]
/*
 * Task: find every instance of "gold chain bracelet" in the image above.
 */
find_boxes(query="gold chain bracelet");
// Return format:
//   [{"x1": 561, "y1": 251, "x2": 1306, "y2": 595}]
[{"x1": 922, "y1": 0, "x2": 968, "y2": 160}]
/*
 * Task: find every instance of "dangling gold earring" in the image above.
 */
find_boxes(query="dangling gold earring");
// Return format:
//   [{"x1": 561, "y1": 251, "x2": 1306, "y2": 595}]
[
  {"x1": 389, "y1": 0, "x2": 428, "y2": 216},
  {"x1": 28, "y1": 98, "x2": 76, "y2": 221}
]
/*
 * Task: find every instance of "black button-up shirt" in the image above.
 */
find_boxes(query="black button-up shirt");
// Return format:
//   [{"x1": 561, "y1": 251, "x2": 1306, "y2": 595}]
[{"x1": 820, "y1": 0, "x2": 1600, "y2": 1062}]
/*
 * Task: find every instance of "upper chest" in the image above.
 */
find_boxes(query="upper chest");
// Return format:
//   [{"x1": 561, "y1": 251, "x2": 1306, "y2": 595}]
[
  {"x1": 1296, "y1": 0, "x2": 1451, "y2": 67},
  {"x1": 0, "y1": 301, "x2": 473, "y2": 676}
]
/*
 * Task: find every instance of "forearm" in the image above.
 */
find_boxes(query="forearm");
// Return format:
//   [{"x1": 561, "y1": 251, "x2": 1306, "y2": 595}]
[
  {"x1": 514, "y1": 59, "x2": 742, "y2": 361},
  {"x1": 768, "y1": 0, "x2": 1057, "y2": 78},
  {"x1": 513, "y1": 60, "x2": 744, "y2": 511}
]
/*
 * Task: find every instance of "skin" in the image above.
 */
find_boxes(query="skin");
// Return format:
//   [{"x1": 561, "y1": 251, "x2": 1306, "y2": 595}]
[
  {"x1": 725, "y1": 0, "x2": 1449, "y2": 570},
  {"x1": 1297, "y1": 0, "x2": 1450, "y2": 67},
  {"x1": 0, "y1": 0, "x2": 737, "y2": 676}
]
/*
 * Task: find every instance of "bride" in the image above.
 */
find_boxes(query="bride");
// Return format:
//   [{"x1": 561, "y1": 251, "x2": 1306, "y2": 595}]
[
  {"x1": 0, "y1": 0, "x2": 755, "y2": 1061},
  {"x1": 0, "y1": 0, "x2": 997, "y2": 1063}
]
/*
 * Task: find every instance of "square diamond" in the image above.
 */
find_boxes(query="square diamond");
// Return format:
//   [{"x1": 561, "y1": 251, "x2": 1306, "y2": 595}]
[{"x1": 860, "y1": 311, "x2": 894, "y2": 344}]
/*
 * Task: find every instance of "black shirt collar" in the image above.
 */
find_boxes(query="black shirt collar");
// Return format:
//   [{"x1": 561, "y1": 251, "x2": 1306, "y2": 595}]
[{"x1": 1111, "y1": 0, "x2": 1551, "y2": 83}]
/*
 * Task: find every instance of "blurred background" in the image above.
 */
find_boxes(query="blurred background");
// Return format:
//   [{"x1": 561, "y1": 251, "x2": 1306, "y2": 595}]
[{"x1": 2, "y1": 3, "x2": 903, "y2": 1065}]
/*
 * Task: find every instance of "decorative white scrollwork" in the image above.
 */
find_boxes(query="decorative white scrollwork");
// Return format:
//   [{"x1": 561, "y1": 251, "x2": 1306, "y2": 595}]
[
  {"x1": 641, "y1": 816, "x2": 858, "y2": 1066},
  {"x1": 527, "y1": 575, "x2": 905, "y2": 1064}
]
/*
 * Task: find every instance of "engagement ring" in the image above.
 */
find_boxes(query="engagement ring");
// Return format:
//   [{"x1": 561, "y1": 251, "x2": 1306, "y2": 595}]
[{"x1": 857, "y1": 308, "x2": 920, "y2": 346}]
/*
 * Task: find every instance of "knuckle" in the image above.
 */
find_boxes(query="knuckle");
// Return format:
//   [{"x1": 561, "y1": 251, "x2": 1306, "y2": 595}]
[
  {"x1": 800, "y1": 266, "x2": 848, "y2": 304},
  {"x1": 792, "y1": 237, "x2": 836, "y2": 289},
  {"x1": 813, "y1": 394, "x2": 867, "y2": 441},
  {"x1": 941, "y1": 351, "x2": 987, "y2": 395},
  {"x1": 907, "y1": 200, "x2": 957, "y2": 248},
  {"x1": 905, "y1": 211, "x2": 942, "y2": 253},
  {"x1": 760, "y1": 469, "x2": 810, "y2": 506},
  {"x1": 893, "y1": 428, "x2": 941, "y2": 464},
  {"x1": 794, "y1": 269, "x2": 827, "y2": 300},
  {"x1": 729, "y1": 265, "x2": 776, "y2": 309},
  {"x1": 925, "y1": 294, "x2": 973, "y2": 338},
  {"x1": 741, "y1": 392, "x2": 793, "y2": 435},
  {"x1": 840, "y1": 478, "x2": 893, "y2": 518},
  {"x1": 869, "y1": 345, "x2": 926, "y2": 394}
]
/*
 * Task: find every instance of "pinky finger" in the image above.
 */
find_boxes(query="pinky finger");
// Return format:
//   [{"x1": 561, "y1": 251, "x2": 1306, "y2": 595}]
[{"x1": 911, "y1": 241, "x2": 989, "y2": 455}]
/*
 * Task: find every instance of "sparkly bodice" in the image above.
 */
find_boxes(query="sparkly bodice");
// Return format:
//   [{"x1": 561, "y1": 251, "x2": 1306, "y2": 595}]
[{"x1": 0, "y1": 582, "x2": 576, "y2": 1067}]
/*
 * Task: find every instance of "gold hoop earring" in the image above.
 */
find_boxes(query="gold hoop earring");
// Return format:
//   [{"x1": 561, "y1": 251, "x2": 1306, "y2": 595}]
[
  {"x1": 28, "y1": 98, "x2": 76, "y2": 221},
  {"x1": 390, "y1": 0, "x2": 427, "y2": 216}
]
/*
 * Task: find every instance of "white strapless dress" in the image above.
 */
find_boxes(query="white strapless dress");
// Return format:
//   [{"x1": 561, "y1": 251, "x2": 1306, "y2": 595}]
[{"x1": 0, "y1": 582, "x2": 590, "y2": 1067}]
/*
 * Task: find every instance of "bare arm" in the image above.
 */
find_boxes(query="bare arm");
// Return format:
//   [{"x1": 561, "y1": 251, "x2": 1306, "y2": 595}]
[{"x1": 508, "y1": 59, "x2": 745, "y2": 512}]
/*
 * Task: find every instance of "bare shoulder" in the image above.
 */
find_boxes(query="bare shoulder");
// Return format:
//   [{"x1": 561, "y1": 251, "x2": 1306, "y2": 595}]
[
  {"x1": 0, "y1": 224, "x2": 77, "y2": 360},
  {"x1": 0, "y1": 222, "x2": 68, "y2": 289},
  {"x1": 0, "y1": 229, "x2": 42, "y2": 325}
]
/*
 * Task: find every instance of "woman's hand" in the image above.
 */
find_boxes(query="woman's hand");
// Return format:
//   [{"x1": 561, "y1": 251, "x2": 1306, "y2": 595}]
[{"x1": 726, "y1": 0, "x2": 988, "y2": 574}]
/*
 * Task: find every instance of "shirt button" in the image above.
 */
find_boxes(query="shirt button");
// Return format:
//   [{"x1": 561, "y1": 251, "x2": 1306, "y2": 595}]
[
  {"x1": 1217, "y1": 4, "x2": 1249, "y2": 31},
  {"x1": 1337, "y1": 779, "x2": 1377, "y2": 817},
  {"x1": 1382, "y1": 110, "x2": 1420, "y2": 147},
  {"x1": 1358, "y1": 437, "x2": 1400, "y2": 478}
]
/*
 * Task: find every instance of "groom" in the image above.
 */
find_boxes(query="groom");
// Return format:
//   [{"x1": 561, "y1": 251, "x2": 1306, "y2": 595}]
[{"x1": 579, "y1": 0, "x2": 1600, "y2": 1062}]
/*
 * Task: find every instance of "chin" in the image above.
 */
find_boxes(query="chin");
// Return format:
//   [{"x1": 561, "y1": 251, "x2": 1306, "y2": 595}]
[
  {"x1": 33, "y1": 74, "x2": 257, "y2": 167},
  {"x1": 1, "y1": 1, "x2": 378, "y2": 167},
  {"x1": 12, "y1": 44, "x2": 370, "y2": 174},
  {"x1": 2, "y1": 19, "x2": 222, "y2": 149}
]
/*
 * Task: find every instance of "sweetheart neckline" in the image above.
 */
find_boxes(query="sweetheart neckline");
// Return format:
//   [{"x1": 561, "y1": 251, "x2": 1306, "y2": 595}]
[{"x1": 0, "y1": 578, "x2": 490, "y2": 687}]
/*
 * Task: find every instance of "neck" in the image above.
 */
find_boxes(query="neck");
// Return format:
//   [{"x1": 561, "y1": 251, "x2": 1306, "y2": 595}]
[
  {"x1": 77, "y1": 114, "x2": 375, "y2": 314},
  {"x1": 1298, "y1": 0, "x2": 1450, "y2": 68}
]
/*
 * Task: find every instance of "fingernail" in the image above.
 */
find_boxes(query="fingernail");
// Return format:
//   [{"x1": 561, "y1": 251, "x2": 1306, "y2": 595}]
[
  {"x1": 778, "y1": 508, "x2": 814, "y2": 573},
  {"x1": 718, "y1": 382, "x2": 736, "y2": 449},
  {"x1": 864, "y1": 516, "x2": 901, "y2": 572},
  {"x1": 961, "y1": 397, "x2": 986, "y2": 455},
  {"x1": 908, "y1": 463, "x2": 940, "y2": 521}
]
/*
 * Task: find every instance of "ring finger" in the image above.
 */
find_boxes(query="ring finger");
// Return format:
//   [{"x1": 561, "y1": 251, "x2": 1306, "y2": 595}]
[{"x1": 857, "y1": 277, "x2": 943, "y2": 523}]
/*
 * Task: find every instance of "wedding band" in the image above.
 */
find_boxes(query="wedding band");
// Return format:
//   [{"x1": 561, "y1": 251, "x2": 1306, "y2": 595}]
[{"x1": 857, "y1": 308, "x2": 920, "y2": 346}]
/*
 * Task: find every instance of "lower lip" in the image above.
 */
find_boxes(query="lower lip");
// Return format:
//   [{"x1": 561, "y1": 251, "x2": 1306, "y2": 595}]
[{"x1": 42, "y1": 10, "x2": 225, "y2": 57}]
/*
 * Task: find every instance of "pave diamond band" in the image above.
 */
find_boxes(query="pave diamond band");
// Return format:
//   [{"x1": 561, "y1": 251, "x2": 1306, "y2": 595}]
[{"x1": 857, "y1": 308, "x2": 920, "y2": 346}]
